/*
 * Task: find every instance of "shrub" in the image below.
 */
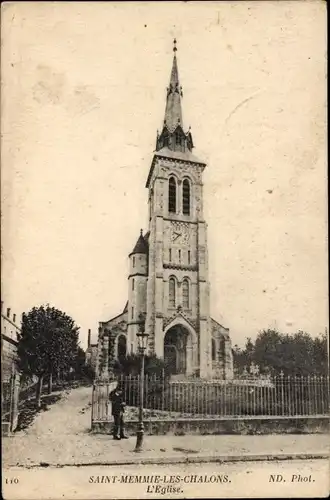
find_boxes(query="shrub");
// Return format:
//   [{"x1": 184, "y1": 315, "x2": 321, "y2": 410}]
[
  {"x1": 113, "y1": 354, "x2": 169, "y2": 407},
  {"x1": 113, "y1": 353, "x2": 166, "y2": 378}
]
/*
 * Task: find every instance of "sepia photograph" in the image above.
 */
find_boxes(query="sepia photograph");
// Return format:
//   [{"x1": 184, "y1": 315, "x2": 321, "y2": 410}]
[{"x1": 1, "y1": 1, "x2": 328, "y2": 499}]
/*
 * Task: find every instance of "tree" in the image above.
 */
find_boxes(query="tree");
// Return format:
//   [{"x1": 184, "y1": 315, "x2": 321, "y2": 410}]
[
  {"x1": 73, "y1": 347, "x2": 95, "y2": 382},
  {"x1": 313, "y1": 332, "x2": 328, "y2": 375},
  {"x1": 74, "y1": 346, "x2": 86, "y2": 377},
  {"x1": 244, "y1": 329, "x2": 328, "y2": 376},
  {"x1": 17, "y1": 305, "x2": 79, "y2": 407},
  {"x1": 232, "y1": 338, "x2": 255, "y2": 375},
  {"x1": 232, "y1": 344, "x2": 246, "y2": 374}
]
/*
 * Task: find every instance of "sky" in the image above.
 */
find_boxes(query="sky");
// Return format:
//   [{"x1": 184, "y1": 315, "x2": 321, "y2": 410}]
[{"x1": 1, "y1": 1, "x2": 327, "y2": 349}]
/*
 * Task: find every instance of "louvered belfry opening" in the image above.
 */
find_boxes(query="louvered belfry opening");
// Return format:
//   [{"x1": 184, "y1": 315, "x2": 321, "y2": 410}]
[
  {"x1": 182, "y1": 179, "x2": 190, "y2": 215},
  {"x1": 168, "y1": 177, "x2": 177, "y2": 213}
]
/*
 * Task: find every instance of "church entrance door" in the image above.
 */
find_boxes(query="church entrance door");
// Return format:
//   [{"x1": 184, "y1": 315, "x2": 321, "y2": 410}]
[
  {"x1": 164, "y1": 325, "x2": 189, "y2": 375},
  {"x1": 164, "y1": 345, "x2": 178, "y2": 374}
]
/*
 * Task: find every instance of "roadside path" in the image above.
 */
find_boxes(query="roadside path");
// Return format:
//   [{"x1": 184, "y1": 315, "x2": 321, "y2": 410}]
[{"x1": 3, "y1": 386, "x2": 329, "y2": 467}]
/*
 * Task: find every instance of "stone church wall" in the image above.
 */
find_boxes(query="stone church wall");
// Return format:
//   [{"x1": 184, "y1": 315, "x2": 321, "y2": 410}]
[{"x1": 211, "y1": 319, "x2": 234, "y2": 379}]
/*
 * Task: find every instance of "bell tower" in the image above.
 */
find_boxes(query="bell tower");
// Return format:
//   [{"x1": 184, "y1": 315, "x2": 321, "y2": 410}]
[{"x1": 145, "y1": 40, "x2": 212, "y2": 378}]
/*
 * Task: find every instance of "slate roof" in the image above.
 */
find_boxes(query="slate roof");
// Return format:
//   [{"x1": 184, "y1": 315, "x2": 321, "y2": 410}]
[
  {"x1": 164, "y1": 53, "x2": 183, "y2": 132},
  {"x1": 130, "y1": 231, "x2": 148, "y2": 255}
]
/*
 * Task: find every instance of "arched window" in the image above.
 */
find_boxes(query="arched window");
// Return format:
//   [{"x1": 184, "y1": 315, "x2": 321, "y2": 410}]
[
  {"x1": 182, "y1": 279, "x2": 190, "y2": 309},
  {"x1": 168, "y1": 177, "x2": 176, "y2": 213},
  {"x1": 169, "y1": 277, "x2": 176, "y2": 308},
  {"x1": 175, "y1": 132, "x2": 181, "y2": 145},
  {"x1": 182, "y1": 179, "x2": 190, "y2": 215},
  {"x1": 212, "y1": 338, "x2": 216, "y2": 361},
  {"x1": 117, "y1": 335, "x2": 127, "y2": 358}
]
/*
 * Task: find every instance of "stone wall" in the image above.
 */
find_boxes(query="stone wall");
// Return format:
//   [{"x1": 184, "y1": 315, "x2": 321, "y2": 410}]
[
  {"x1": 92, "y1": 416, "x2": 330, "y2": 436},
  {"x1": 97, "y1": 309, "x2": 128, "y2": 378}
]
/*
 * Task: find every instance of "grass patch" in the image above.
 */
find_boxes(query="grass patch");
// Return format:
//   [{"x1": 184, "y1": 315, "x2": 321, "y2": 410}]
[{"x1": 15, "y1": 393, "x2": 62, "y2": 432}]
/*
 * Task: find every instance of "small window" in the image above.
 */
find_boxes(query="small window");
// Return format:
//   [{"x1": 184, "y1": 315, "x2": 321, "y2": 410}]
[
  {"x1": 182, "y1": 279, "x2": 190, "y2": 309},
  {"x1": 133, "y1": 256, "x2": 135, "y2": 268},
  {"x1": 132, "y1": 278, "x2": 135, "y2": 291},
  {"x1": 149, "y1": 189, "x2": 154, "y2": 218},
  {"x1": 175, "y1": 132, "x2": 181, "y2": 145},
  {"x1": 131, "y1": 307, "x2": 134, "y2": 319},
  {"x1": 168, "y1": 177, "x2": 176, "y2": 213},
  {"x1": 212, "y1": 339, "x2": 216, "y2": 361},
  {"x1": 188, "y1": 250, "x2": 191, "y2": 264},
  {"x1": 169, "y1": 249, "x2": 172, "y2": 262},
  {"x1": 178, "y1": 250, "x2": 181, "y2": 262}
]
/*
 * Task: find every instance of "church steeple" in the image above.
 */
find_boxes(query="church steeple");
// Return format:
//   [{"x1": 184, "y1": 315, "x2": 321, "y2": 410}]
[
  {"x1": 156, "y1": 39, "x2": 194, "y2": 153},
  {"x1": 164, "y1": 39, "x2": 183, "y2": 132}
]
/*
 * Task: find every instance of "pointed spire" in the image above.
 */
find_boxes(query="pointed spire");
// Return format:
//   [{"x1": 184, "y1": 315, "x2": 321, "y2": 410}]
[
  {"x1": 164, "y1": 39, "x2": 183, "y2": 132},
  {"x1": 155, "y1": 39, "x2": 194, "y2": 153},
  {"x1": 130, "y1": 230, "x2": 148, "y2": 256}
]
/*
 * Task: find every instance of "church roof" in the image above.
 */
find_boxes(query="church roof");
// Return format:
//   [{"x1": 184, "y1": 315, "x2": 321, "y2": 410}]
[
  {"x1": 130, "y1": 230, "x2": 148, "y2": 256},
  {"x1": 211, "y1": 318, "x2": 230, "y2": 339}
]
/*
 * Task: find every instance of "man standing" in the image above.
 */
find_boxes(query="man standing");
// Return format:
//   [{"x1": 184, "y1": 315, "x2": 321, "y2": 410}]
[{"x1": 109, "y1": 383, "x2": 128, "y2": 440}]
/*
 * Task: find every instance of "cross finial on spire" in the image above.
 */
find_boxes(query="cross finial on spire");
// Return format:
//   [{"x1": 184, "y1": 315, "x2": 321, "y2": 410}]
[
  {"x1": 140, "y1": 228, "x2": 143, "y2": 236},
  {"x1": 173, "y1": 38, "x2": 177, "y2": 52}
]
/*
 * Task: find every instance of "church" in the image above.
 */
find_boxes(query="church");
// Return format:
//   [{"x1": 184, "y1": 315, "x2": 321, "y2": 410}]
[{"x1": 96, "y1": 41, "x2": 233, "y2": 379}]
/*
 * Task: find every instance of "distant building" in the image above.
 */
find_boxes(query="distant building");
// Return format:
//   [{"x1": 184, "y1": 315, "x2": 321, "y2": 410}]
[
  {"x1": 1, "y1": 303, "x2": 21, "y2": 435},
  {"x1": 85, "y1": 329, "x2": 97, "y2": 372},
  {"x1": 1, "y1": 302, "x2": 20, "y2": 380}
]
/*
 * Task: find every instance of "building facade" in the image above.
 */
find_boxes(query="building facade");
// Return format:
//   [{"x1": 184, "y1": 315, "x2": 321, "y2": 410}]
[
  {"x1": 97, "y1": 41, "x2": 233, "y2": 379},
  {"x1": 1, "y1": 303, "x2": 21, "y2": 435},
  {"x1": 1, "y1": 303, "x2": 20, "y2": 380}
]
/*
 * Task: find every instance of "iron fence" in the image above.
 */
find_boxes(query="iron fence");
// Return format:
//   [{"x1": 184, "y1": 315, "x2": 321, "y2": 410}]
[{"x1": 92, "y1": 374, "x2": 330, "y2": 422}]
